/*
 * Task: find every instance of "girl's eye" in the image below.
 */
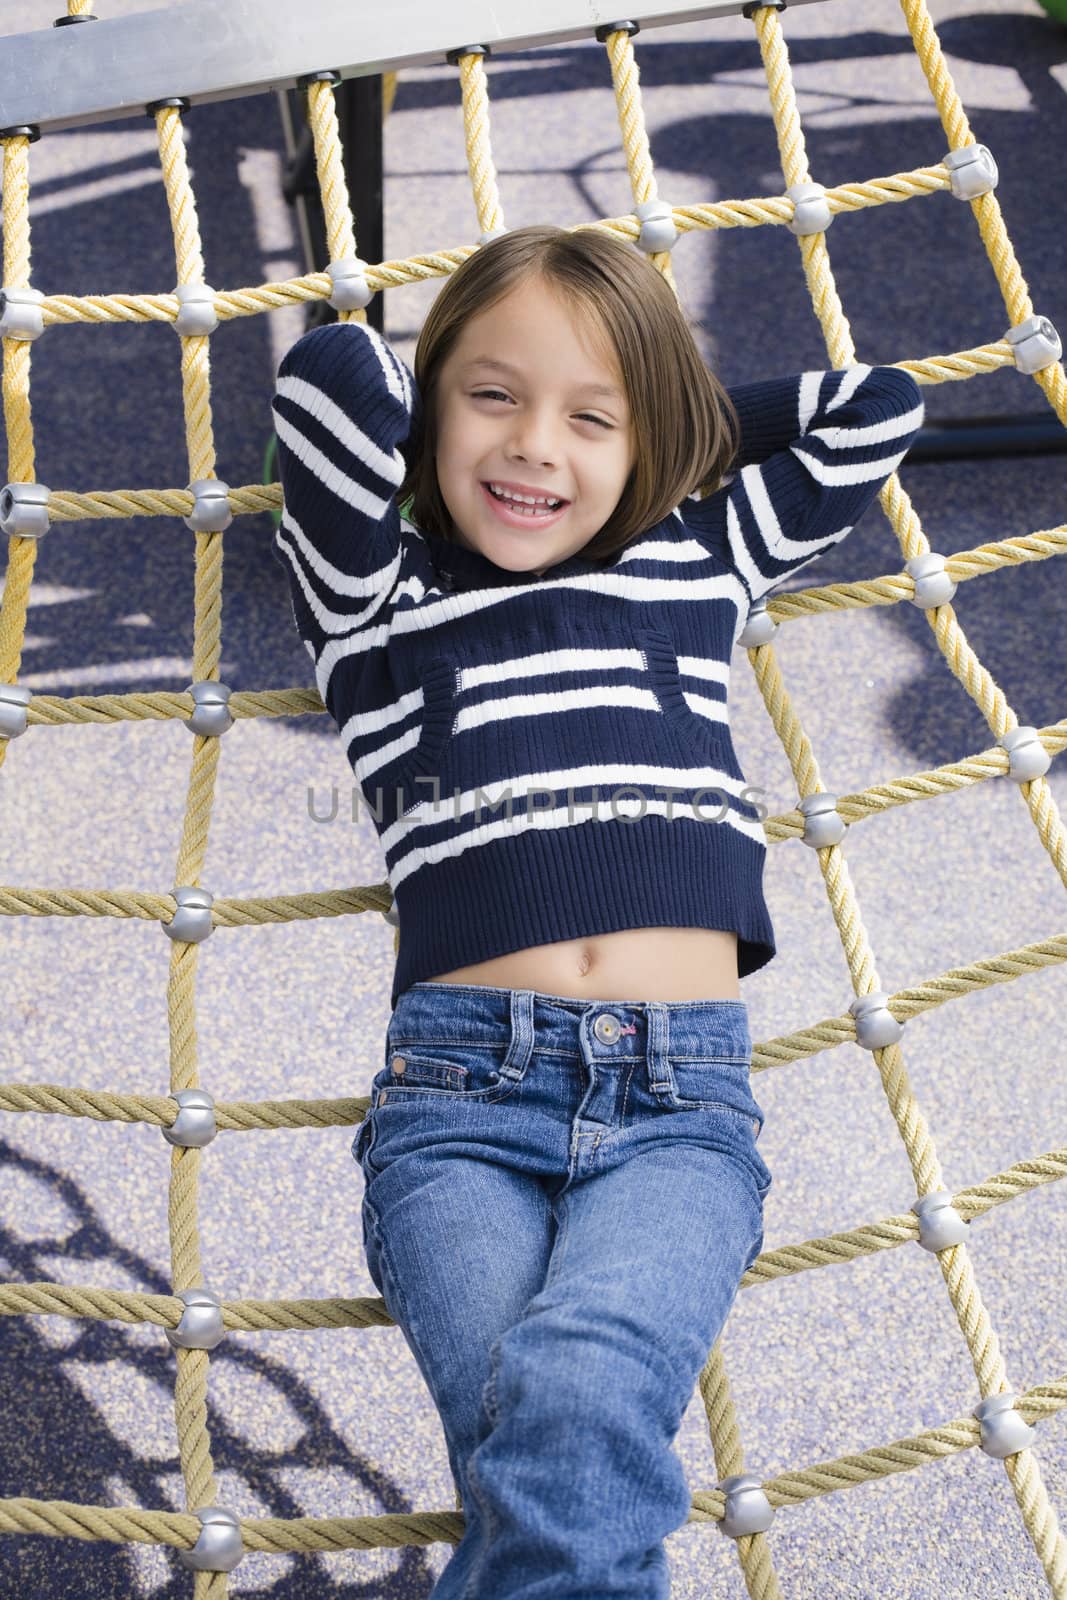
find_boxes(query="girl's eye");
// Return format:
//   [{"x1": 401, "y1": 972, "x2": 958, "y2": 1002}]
[{"x1": 471, "y1": 390, "x2": 613, "y2": 430}]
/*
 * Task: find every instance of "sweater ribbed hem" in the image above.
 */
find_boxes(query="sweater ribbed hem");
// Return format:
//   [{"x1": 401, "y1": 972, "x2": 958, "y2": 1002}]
[{"x1": 389, "y1": 812, "x2": 775, "y2": 1010}]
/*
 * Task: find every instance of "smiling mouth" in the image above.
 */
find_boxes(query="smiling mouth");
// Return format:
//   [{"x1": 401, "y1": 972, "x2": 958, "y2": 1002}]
[{"x1": 480, "y1": 482, "x2": 569, "y2": 523}]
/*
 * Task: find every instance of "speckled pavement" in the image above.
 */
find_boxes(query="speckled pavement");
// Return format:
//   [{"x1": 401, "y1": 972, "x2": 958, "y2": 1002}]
[{"x1": 0, "y1": 2, "x2": 1065, "y2": 1595}]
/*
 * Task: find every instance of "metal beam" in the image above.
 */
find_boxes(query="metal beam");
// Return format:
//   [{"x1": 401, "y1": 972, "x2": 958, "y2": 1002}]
[
  {"x1": 0, "y1": 0, "x2": 824, "y2": 135},
  {"x1": 908, "y1": 413, "x2": 1067, "y2": 462}
]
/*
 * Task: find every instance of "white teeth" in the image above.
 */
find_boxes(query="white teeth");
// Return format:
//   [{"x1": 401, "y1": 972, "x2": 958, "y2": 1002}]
[{"x1": 488, "y1": 482, "x2": 563, "y2": 511}]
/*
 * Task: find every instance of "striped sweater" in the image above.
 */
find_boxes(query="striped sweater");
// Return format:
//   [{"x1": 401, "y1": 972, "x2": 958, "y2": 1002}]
[{"x1": 271, "y1": 320, "x2": 924, "y2": 1008}]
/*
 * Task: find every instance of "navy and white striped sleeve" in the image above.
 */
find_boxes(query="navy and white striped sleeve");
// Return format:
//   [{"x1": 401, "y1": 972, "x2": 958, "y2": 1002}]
[
  {"x1": 270, "y1": 319, "x2": 422, "y2": 648},
  {"x1": 689, "y1": 365, "x2": 924, "y2": 603}
]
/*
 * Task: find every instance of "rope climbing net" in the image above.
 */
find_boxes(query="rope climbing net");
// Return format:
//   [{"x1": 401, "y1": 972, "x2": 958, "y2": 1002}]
[{"x1": 0, "y1": 0, "x2": 1065, "y2": 1593}]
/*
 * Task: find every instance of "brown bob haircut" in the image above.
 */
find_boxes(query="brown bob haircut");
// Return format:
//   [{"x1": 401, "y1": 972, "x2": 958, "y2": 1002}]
[{"x1": 396, "y1": 222, "x2": 740, "y2": 565}]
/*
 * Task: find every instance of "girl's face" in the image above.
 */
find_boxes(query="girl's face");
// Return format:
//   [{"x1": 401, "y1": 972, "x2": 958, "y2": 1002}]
[{"x1": 434, "y1": 274, "x2": 636, "y2": 576}]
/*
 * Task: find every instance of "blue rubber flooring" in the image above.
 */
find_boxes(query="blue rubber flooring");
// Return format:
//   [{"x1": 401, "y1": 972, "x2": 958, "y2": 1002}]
[{"x1": 0, "y1": 1, "x2": 1065, "y2": 1595}]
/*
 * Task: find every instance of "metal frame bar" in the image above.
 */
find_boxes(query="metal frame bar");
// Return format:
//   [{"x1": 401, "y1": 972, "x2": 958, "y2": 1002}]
[
  {"x1": 0, "y1": 0, "x2": 824, "y2": 135},
  {"x1": 906, "y1": 414, "x2": 1067, "y2": 462},
  {"x1": 4, "y1": 0, "x2": 1061, "y2": 460}
]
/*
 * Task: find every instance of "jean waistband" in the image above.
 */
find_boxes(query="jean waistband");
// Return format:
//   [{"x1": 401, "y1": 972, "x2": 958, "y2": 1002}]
[{"x1": 389, "y1": 982, "x2": 751, "y2": 1061}]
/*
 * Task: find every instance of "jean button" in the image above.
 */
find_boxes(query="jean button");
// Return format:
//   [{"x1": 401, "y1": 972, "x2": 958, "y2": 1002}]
[
  {"x1": 593, "y1": 1012, "x2": 621, "y2": 1044},
  {"x1": 391, "y1": 1055, "x2": 406, "y2": 1075}
]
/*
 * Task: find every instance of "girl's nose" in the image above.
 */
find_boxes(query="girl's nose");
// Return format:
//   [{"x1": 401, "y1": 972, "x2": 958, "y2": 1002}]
[
  {"x1": 511, "y1": 452, "x2": 554, "y2": 469},
  {"x1": 509, "y1": 414, "x2": 557, "y2": 466}
]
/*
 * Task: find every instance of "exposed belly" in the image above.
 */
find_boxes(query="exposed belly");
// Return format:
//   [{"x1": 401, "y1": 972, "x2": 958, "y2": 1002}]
[{"x1": 425, "y1": 927, "x2": 740, "y2": 1002}]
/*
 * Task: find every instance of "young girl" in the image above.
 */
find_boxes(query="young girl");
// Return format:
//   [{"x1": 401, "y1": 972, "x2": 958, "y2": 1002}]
[{"x1": 271, "y1": 223, "x2": 923, "y2": 1598}]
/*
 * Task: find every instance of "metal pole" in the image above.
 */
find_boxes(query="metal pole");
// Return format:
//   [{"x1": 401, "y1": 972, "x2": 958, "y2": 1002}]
[
  {"x1": 907, "y1": 411, "x2": 1067, "y2": 463},
  {"x1": 341, "y1": 75, "x2": 385, "y2": 336}
]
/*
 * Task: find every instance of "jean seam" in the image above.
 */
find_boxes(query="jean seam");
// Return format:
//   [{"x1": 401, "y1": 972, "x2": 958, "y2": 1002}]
[
  {"x1": 389, "y1": 1034, "x2": 513, "y2": 1049},
  {"x1": 461, "y1": 1448, "x2": 496, "y2": 1600},
  {"x1": 669, "y1": 1054, "x2": 749, "y2": 1064},
  {"x1": 372, "y1": 1083, "x2": 522, "y2": 1108},
  {"x1": 670, "y1": 1099, "x2": 757, "y2": 1120},
  {"x1": 374, "y1": 1213, "x2": 416, "y2": 1353},
  {"x1": 543, "y1": 1196, "x2": 570, "y2": 1290},
  {"x1": 353, "y1": 1108, "x2": 377, "y2": 1174},
  {"x1": 483, "y1": 1360, "x2": 499, "y2": 1429}
]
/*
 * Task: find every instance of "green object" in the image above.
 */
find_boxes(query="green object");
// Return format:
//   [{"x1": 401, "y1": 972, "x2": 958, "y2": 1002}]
[
  {"x1": 264, "y1": 432, "x2": 281, "y2": 529},
  {"x1": 1035, "y1": 0, "x2": 1067, "y2": 21}
]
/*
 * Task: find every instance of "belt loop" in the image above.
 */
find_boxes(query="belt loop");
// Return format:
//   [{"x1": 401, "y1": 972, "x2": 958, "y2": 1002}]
[
  {"x1": 502, "y1": 988, "x2": 534, "y2": 1081},
  {"x1": 646, "y1": 1001, "x2": 671, "y2": 1091}
]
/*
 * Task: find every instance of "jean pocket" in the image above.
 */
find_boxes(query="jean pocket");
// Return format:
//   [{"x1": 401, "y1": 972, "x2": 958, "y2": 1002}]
[
  {"x1": 665, "y1": 1054, "x2": 758, "y2": 1118},
  {"x1": 376, "y1": 1041, "x2": 524, "y2": 1103},
  {"x1": 662, "y1": 1054, "x2": 771, "y2": 1195}
]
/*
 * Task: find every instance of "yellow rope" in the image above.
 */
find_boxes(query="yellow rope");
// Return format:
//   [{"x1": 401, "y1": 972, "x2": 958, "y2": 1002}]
[
  {"x1": 1, "y1": 1134, "x2": 1064, "y2": 1329},
  {"x1": 23, "y1": 164, "x2": 957, "y2": 331},
  {"x1": 0, "y1": 136, "x2": 39, "y2": 760},
  {"x1": 1, "y1": 1370, "x2": 1065, "y2": 1549},
  {"x1": 735, "y1": 9, "x2": 1067, "y2": 1594},
  {"x1": 0, "y1": 3, "x2": 1064, "y2": 1592},
  {"x1": 150, "y1": 99, "x2": 223, "y2": 1569},
  {"x1": 304, "y1": 81, "x2": 359, "y2": 293},
  {"x1": 602, "y1": 27, "x2": 677, "y2": 291},
  {"x1": 455, "y1": 51, "x2": 506, "y2": 237}
]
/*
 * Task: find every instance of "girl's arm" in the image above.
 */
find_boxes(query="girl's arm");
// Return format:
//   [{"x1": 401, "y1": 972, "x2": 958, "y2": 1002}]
[
  {"x1": 722, "y1": 372, "x2": 830, "y2": 469},
  {"x1": 689, "y1": 364, "x2": 924, "y2": 603},
  {"x1": 270, "y1": 319, "x2": 422, "y2": 650}
]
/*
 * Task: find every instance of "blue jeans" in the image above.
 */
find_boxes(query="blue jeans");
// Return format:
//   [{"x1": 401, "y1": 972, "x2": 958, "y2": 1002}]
[{"x1": 352, "y1": 982, "x2": 772, "y2": 1600}]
